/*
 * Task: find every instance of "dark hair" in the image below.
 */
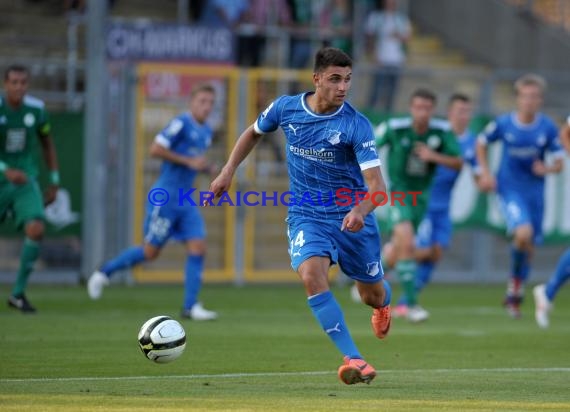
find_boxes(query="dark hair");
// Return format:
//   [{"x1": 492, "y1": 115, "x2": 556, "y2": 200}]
[
  {"x1": 448, "y1": 92, "x2": 471, "y2": 107},
  {"x1": 410, "y1": 88, "x2": 437, "y2": 104},
  {"x1": 313, "y1": 47, "x2": 352, "y2": 73},
  {"x1": 4, "y1": 65, "x2": 29, "y2": 81}
]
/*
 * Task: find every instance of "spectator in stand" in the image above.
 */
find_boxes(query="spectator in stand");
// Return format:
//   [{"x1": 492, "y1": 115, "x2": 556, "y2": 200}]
[
  {"x1": 238, "y1": 0, "x2": 292, "y2": 67},
  {"x1": 365, "y1": 0, "x2": 411, "y2": 113},
  {"x1": 319, "y1": 0, "x2": 353, "y2": 55}
]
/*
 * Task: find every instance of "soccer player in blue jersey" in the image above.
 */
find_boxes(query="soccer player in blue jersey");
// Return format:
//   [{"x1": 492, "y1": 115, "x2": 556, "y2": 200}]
[
  {"x1": 533, "y1": 119, "x2": 570, "y2": 328},
  {"x1": 477, "y1": 74, "x2": 565, "y2": 318},
  {"x1": 208, "y1": 47, "x2": 392, "y2": 385},
  {"x1": 392, "y1": 93, "x2": 480, "y2": 319},
  {"x1": 87, "y1": 83, "x2": 219, "y2": 321}
]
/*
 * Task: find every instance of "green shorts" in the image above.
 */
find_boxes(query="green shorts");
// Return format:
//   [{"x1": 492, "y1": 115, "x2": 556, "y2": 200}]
[
  {"x1": 385, "y1": 191, "x2": 428, "y2": 232},
  {"x1": 0, "y1": 181, "x2": 45, "y2": 229}
]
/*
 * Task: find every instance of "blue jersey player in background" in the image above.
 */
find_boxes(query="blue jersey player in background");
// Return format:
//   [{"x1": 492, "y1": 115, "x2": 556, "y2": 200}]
[
  {"x1": 208, "y1": 47, "x2": 392, "y2": 385},
  {"x1": 477, "y1": 74, "x2": 565, "y2": 319},
  {"x1": 88, "y1": 83, "x2": 219, "y2": 321},
  {"x1": 533, "y1": 118, "x2": 570, "y2": 328},
  {"x1": 392, "y1": 93, "x2": 480, "y2": 319}
]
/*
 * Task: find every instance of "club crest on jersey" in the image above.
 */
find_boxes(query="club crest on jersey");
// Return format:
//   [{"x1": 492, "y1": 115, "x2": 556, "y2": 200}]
[
  {"x1": 366, "y1": 261, "x2": 380, "y2": 277},
  {"x1": 24, "y1": 113, "x2": 35, "y2": 127},
  {"x1": 325, "y1": 129, "x2": 342, "y2": 145},
  {"x1": 537, "y1": 134, "x2": 547, "y2": 147},
  {"x1": 427, "y1": 135, "x2": 441, "y2": 149}
]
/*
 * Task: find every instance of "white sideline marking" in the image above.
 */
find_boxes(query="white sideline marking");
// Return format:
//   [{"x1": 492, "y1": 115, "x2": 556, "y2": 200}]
[{"x1": 1, "y1": 368, "x2": 570, "y2": 384}]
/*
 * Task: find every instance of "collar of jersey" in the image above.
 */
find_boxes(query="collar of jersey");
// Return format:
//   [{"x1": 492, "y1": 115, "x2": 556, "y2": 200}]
[
  {"x1": 510, "y1": 111, "x2": 542, "y2": 130},
  {"x1": 301, "y1": 92, "x2": 344, "y2": 118}
]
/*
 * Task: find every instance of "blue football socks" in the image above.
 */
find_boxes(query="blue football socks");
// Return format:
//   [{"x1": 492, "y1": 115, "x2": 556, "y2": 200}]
[
  {"x1": 308, "y1": 290, "x2": 361, "y2": 359},
  {"x1": 100, "y1": 246, "x2": 146, "y2": 278},
  {"x1": 511, "y1": 247, "x2": 530, "y2": 282},
  {"x1": 183, "y1": 254, "x2": 204, "y2": 310},
  {"x1": 545, "y1": 249, "x2": 570, "y2": 301}
]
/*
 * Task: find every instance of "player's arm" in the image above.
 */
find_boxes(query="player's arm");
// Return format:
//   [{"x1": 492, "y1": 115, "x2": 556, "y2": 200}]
[
  {"x1": 38, "y1": 127, "x2": 60, "y2": 205},
  {"x1": 208, "y1": 124, "x2": 263, "y2": 200},
  {"x1": 561, "y1": 118, "x2": 570, "y2": 154},
  {"x1": 414, "y1": 143, "x2": 463, "y2": 170},
  {"x1": 209, "y1": 98, "x2": 281, "y2": 202},
  {"x1": 475, "y1": 120, "x2": 500, "y2": 192},
  {"x1": 0, "y1": 162, "x2": 27, "y2": 184},
  {"x1": 374, "y1": 121, "x2": 391, "y2": 148},
  {"x1": 532, "y1": 122, "x2": 566, "y2": 176},
  {"x1": 341, "y1": 166, "x2": 386, "y2": 232},
  {"x1": 149, "y1": 142, "x2": 208, "y2": 171}
]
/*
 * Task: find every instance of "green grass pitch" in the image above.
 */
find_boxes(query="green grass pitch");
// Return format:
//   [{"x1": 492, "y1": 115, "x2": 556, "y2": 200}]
[{"x1": 0, "y1": 283, "x2": 569, "y2": 411}]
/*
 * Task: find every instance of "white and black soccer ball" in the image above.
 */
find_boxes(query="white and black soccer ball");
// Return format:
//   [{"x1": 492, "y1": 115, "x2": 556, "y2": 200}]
[{"x1": 137, "y1": 316, "x2": 186, "y2": 363}]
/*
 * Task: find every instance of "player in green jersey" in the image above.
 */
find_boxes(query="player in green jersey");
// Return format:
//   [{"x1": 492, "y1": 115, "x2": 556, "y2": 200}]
[
  {"x1": 0, "y1": 65, "x2": 60, "y2": 313},
  {"x1": 374, "y1": 88, "x2": 463, "y2": 322}
]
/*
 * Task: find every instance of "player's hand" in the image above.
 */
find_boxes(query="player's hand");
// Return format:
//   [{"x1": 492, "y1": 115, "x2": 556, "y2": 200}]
[
  {"x1": 43, "y1": 185, "x2": 58, "y2": 206},
  {"x1": 478, "y1": 172, "x2": 496, "y2": 192},
  {"x1": 186, "y1": 156, "x2": 209, "y2": 171},
  {"x1": 205, "y1": 168, "x2": 233, "y2": 206},
  {"x1": 4, "y1": 168, "x2": 28, "y2": 185},
  {"x1": 414, "y1": 142, "x2": 435, "y2": 162},
  {"x1": 532, "y1": 159, "x2": 548, "y2": 176},
  {"x1": 341, "y1": 210, "x2": 365, "y2": 232}
]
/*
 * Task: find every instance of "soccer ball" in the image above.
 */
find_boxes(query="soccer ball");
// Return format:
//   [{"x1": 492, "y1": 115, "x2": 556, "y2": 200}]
[{"x1": 137, "y1": 316, "x2": 186, "y2": 363}]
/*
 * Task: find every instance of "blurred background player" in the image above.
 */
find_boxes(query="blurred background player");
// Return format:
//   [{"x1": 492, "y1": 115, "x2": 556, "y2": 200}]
[
  {"x1": 1, "y1": 65, "x2": 60, "y2": 313},
  {"x1": 533, "y1": 117, "x2": 570, "y2": 328},
  {"x1": 477, "y1": 74, "x2": 564, "y2": 319},
  {"x1": 88, "y1": 83, "x2": 219, "y2": 321},
  {"x1": 208, "y1": 47, "x2": 392, "y2": 385},
  {"x1": 374, "y1": 89, "x2": 463, "y2": 322},
  {"x1": 392, "y1": 93, "x2": 479, "y2": 318}
]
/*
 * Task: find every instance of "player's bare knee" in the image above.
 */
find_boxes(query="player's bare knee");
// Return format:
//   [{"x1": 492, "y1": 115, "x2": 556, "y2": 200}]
[
  {"x1": 432, "y1": 246, "x2": 443, "y2": 262},
  {"x1": 514, "y1": 225, "x2": 533, "y2": 249},
  {"x1": 25, "y1": 220, "x2": 44, "y2": 241},
  {"x1": 186, "y1": 240, "x2": 206, "y2": 256},
  {"x1": 143, "y1": 244, "x2": 161, "y2": 260}
]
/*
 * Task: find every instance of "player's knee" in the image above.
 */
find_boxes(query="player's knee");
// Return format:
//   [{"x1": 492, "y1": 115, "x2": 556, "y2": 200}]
[
  {"x1": 186, "y1": 240, "x2": 206, "y2": 256},
  {"x1": 432, "y1": 246, "x2": 443, "y2": 262},
  {"x1": 143, "y1": 244, "x2": 161, "y2": 260},
  {"x1": 25, "y1": 220, "x2": 44, "y2": 241},
  {"x1": 514, "y1": 225, "x2": 533, "y2": 248}
]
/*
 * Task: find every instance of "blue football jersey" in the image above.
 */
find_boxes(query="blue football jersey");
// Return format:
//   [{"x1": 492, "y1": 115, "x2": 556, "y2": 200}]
[
  {"x1": 478, "y1": 112, "x2": 564, "y2": 195},
  {"x1": 153, "y1": 112, "x2": 213, "y2": 190},
  {"x1": 254, "y1": 93, "x2": 381, "y2": 221},
  {"x1": 428, "y1": 129, "x2": 478, "y2": 212}
]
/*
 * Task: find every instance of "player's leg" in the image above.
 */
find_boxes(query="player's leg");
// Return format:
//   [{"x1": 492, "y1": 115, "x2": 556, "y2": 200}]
[
  {"x1": 499, "y1": 193, "x2": 533, "y2": 318},
  {"x1": 393, "y1": 214, "x2": 433, "y2": 316},
  {"x1": 180, "y1": 238, "x2": 217, "y2": 320},
  {"x1": 8, "y1": 182, "x2": 45, "y2": 313},
  {"x1": 337, "y1": 216, "x2": 392, "y2": 339},
  {"x1": 289, "y1": 220, "x2": 373, "y2": 384},
  {"x1": 416, "y1": 210, "x2": 451, "y2": 297},
  {"x1": 179, "y1": 208, "x2": 217, "y2": 320},
  {"x1": 87, "y1": 204, "x2": 170, "y2": 299},
  {"x1": 533, "y1": 249, "x2": 570, "y2": 328}
]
